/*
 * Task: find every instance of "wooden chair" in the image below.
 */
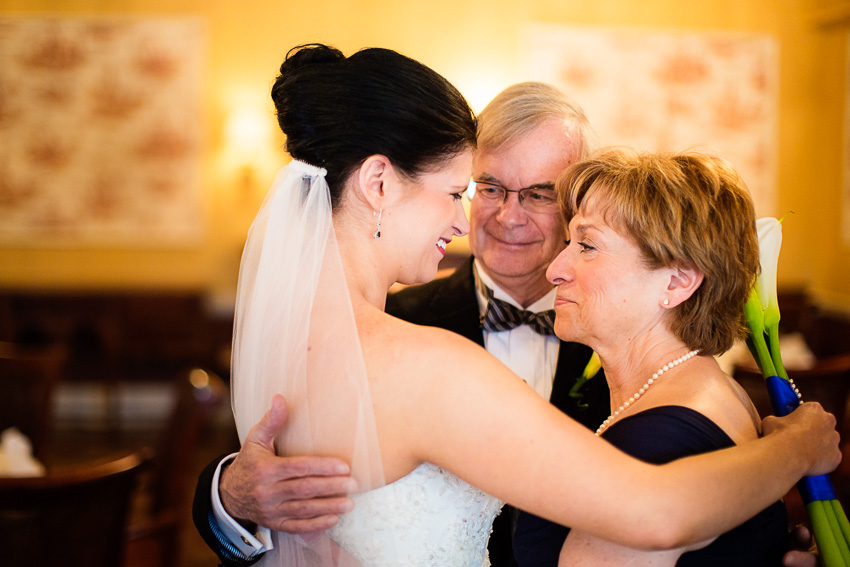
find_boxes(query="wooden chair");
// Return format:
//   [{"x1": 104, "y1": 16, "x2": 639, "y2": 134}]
[
  {"x1": 0, "y1": 450, "x2": 148, "y2": 567},
  {"x1": 0, "y1": 341, "x2": 67, "y2": 461},
  {"x1": 125, "y1": 368, "x2": 227, "y2": 567}
]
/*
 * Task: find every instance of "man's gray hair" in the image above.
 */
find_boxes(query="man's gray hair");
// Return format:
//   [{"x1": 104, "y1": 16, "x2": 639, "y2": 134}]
[{"x1": 477, "y1": 82, "x2": 596, "y2": 159}]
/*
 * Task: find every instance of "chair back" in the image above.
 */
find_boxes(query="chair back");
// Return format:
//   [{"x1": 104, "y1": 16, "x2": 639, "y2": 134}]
[
  {"x1": 0, "y1": 450, "x2": 148, "y2": 567},
  {"x1": 733, "y1": 353, "x2": 850, "y2": 430},
  {"x1": 0, "y1": 342, "x2": 66, "y2": 460},
  {"x1": 124, "y1": 368, "x2": 226, "y2": 567},
  {"x1": 151, "y1": 368, "x2": 226, "y2": 514}
]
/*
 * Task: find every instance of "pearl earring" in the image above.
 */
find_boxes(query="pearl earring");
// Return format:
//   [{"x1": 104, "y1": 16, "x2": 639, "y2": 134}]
[
  {"x1": 662, "y1": 298, "x2": 670, "y2": 306},
  {"x1": 373, "y1": 209, "x2": 382, "y2": 239}
]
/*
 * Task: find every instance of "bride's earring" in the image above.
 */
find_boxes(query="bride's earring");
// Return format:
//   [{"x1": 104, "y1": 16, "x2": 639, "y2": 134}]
[
  {"x1": 662, "y1": 298, "x2": 670, "y2": 306},
  {"x1": 373, "y1": 209, "x2": 382, "y2": 239}
]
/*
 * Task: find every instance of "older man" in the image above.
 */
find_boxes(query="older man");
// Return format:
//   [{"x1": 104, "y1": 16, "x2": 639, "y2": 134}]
[
  {"x1": 388, "y1": 81, "x2": 603, "y2": 405},
  {"x1": 384, "y1": 83, "x2": 609, "y2": 567}
]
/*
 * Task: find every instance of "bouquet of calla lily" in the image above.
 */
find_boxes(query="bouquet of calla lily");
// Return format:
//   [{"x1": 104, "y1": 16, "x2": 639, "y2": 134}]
[{"x1": 744, "y1": 217, "x2": 850, "y2": 566}]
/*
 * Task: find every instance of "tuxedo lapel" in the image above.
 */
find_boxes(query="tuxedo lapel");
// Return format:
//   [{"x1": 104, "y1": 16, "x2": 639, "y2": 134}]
[{"x1": 386, "y1": 257, "x2": 484, "y2": 347}]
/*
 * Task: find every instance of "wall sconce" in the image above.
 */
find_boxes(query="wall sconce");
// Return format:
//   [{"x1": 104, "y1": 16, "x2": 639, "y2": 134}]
[{"x1": 222, "y1": 107, "x2": 275, "y2": 195}]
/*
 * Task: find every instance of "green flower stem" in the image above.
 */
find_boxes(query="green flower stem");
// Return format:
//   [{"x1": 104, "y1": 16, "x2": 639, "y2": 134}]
[
  {"x1": 808, "y1": 500, "x2": 847, "y2": 567},
  {"x1": 744, "y1": 290, "x2": 777, "y2": 377},
  {"x1": 763, "y1": 299, "x2": 781, "y2": 335},
  {"x1": 744, "y1": 336, "x2": 765, "y2": 377},
  {"x1": 827, "y1": 501, "x2": 850, "y2": 566},
  {"x1": 832, "y1": 500, "x2": 850, "y2": 550},
  {"x1": 767, "y1": 324, "x2": 789, "y2": 382},
  {"x1": 763, "y1": 292, "x2": 788, "y2": 381},
  {"x1": 567, "y1": 376, "x2": 589, "y2": 408},
  {"x1": 750, "y1": 331, "x2": 777, "y2": 378}
]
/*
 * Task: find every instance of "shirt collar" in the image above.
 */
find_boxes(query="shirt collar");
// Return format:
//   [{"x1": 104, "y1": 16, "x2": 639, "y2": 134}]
[{"x1": 472, "y1": 258, "x2": 557, "y2": 316}]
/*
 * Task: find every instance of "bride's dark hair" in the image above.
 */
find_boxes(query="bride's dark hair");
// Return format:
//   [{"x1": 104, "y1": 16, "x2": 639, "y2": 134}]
[{"x1": 271, "y1": 43, "x2": 477, "y2": 208}]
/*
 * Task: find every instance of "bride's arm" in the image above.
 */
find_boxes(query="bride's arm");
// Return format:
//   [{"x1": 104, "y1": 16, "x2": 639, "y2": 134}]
[
  {"x1": 557, "y1": 531, "x2": 691, "y2": 567},
  {"x1": 375, "y1": 325, "x2": 840, "y2": 551}
]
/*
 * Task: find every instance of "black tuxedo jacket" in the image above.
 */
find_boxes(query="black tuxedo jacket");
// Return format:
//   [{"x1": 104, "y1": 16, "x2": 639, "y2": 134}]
[
  {"x1": 386, "y1": 257, "x2": 610, "y2": 567},
  {"x1": 192, "y1": 256, "x2": 610, "y2": 567}
]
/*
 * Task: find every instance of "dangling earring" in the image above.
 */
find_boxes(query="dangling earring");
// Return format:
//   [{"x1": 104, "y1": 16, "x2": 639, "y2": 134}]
[
  {"x1": 373, "y1": 209, "x2": 382, "y2": 239},
  {"x1": 662, "y1": 298, "x2": 670, "y2": 306}
]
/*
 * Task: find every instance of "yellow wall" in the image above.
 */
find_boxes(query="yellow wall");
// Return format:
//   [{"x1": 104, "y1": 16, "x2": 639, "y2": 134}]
[{"x1": 2, "y1": 0, "x2": 850, "y2": 312}]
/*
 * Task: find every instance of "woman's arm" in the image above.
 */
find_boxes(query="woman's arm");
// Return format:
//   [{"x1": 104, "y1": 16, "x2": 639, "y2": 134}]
[
  {"x1": 374, "y1": 324, "x2": 840, "y2": 551},
  {"x1": 558, "y1": 531, "x2": 698, "y2": 567}
]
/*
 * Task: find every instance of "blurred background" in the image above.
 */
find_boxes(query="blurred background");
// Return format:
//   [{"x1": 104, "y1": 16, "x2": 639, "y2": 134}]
[{"x1": 2, "y1": 1, "x2": 850, "y2": 566}]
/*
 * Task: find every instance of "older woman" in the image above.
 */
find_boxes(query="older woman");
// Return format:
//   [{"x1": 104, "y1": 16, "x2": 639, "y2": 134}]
[{"x1": 514, "y1": 149, "x2": 788, "y2": 566}]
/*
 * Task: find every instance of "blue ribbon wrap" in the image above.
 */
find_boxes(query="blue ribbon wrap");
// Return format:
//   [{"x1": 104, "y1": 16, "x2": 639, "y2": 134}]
[{"x1": 765, "y1": 375, "x2": 836, "y2": 503}]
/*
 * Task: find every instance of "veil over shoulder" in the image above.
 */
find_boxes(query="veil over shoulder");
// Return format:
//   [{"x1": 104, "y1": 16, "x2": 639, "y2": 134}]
[{"x1": 231, "y1": 160, "x2": 385, "y2": 566}]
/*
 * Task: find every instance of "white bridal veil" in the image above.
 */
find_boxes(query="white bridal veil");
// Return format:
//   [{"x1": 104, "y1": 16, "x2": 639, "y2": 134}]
[{"x1": 231, "y1": 160, "x2": 384, "y2": 566}]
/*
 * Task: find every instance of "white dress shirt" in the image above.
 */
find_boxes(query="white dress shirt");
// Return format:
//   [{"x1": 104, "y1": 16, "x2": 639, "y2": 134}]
[
  {"x1": 474, "y1": 260, "x2": 561, "y2": 401},
  {"x1": 211, "y1": 259, "x2": 561, "y2": 557},
  {"x1": 211, "y1": 453, "x2": 273, "y2": 557}
]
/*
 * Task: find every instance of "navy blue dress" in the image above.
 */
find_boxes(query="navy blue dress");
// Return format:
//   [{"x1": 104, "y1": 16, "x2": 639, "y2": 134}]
[{"x1": 513, "y1": 405, "x2": 788, "y2": 566}]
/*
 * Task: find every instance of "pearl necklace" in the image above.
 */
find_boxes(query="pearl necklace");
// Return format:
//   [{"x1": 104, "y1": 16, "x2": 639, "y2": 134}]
[{"x1": 595, "y1": 349, "x2": 700, "y2": 436}]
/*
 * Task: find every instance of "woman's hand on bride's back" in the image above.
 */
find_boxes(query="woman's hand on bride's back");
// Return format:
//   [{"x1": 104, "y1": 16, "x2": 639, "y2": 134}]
[
  {"x1": 761, "y1": 401, "x2": 841, "y2": 477},
  {"x1": 221, "y1": 395, "x2": 359, "y2": 533}
]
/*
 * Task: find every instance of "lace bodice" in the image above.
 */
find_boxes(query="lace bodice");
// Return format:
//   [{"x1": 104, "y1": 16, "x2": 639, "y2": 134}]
[{"x1": 328, "y1": 462, "x2": 503, "y2": 567}]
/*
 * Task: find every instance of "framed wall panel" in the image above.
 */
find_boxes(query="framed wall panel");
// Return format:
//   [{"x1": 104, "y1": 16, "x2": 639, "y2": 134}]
[
  {"x1": 0, "y1": 17, "x2": 204, "y2": 247},
  {"x1": 521, "y1": 23, "x2": 779, "y2": 216}
]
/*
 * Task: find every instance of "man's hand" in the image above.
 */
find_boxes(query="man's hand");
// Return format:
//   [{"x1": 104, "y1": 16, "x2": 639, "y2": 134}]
[
  {"x1": 782, "y1": 524, "x2": 818, "y2": 567},
  {"x1": 220, "y1": 395, "x2": 358, "y2": 533}
]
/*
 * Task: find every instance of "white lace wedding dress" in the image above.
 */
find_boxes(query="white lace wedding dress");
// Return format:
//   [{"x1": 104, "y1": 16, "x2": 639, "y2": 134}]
[{"x1": 328, "y1": 462, "x2": 504, "y2": 567}]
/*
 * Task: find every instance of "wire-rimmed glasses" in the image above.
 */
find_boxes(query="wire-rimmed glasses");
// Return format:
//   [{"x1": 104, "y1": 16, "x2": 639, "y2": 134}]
[{"x1": 468, "y1": 180, "x2": 560, "y2": 214}]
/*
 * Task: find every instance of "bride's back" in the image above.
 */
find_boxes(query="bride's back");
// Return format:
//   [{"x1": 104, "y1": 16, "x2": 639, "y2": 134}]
[{"x1": 329, "y1": 461, "x2": 502, "y2": 567}]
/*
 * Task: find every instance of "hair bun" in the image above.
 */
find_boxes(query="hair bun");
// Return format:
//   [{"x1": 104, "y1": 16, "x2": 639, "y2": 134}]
[
  {"x1": 279, "y1": 43, "x2": 344, "y2": 76},
  {"x1": 270, "y1": 43, "x2": 476, "y2": 210}
]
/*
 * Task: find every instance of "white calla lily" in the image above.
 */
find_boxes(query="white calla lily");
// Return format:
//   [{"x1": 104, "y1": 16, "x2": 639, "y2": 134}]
[
  {"x1": 755, "y1": 217, "x2": 783, "y2": 328},
  {"x1": 747, "y1": 217, "x2": 787, "y2": 380}
]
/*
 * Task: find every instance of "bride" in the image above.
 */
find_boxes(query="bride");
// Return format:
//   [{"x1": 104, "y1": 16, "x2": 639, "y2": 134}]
[{"x1": 230, "y1": 43, "x2": 840, "y2": 567}]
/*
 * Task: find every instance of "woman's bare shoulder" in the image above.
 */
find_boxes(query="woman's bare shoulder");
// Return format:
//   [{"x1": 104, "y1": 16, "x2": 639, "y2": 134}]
[
  {"x1": 358, "y1": 309, "x2": 493, "y2": 374},
  {"x1": 660, "y1": 361, "x2": 761, "y2": 442},
  {"x1": 355, "y1": 308, "x2": 542, "y2": 476}
]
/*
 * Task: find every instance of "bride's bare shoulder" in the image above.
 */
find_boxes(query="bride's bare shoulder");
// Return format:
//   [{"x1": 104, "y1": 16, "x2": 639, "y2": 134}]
[{"x1": 357, "y1": 308, "x2": 494, "y2": 374}]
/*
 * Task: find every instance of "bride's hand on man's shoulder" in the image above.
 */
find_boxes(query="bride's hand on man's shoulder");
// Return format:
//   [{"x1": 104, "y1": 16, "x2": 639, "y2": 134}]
[
  {"x1": 761, "y1": 401, "x2": 841, "y2": 477},
  {"x1": 221, "y1": 395, "x2": 359, "y2": 533}
]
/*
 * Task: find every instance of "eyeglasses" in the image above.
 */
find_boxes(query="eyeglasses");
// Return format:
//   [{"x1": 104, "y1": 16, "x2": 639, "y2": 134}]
[{"x1": 468, "y1": 180, "x2": 560, "y2": 214}]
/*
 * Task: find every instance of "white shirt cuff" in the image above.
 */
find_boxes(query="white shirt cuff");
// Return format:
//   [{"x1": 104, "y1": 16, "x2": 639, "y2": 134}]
[{"x1": 210, "y1": 453, "x2": 274, "y2": 557}]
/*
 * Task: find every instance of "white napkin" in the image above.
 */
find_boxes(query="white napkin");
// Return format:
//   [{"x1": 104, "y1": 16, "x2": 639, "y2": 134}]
[{"x1": 0, "y1": 427, "x2": 45, "y2": 477}]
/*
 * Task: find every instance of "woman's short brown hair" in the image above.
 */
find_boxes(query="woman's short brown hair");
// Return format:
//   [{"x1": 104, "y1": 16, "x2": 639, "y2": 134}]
[{"x1": 557, "y1": 148, "x2": 760, "y2": 356}]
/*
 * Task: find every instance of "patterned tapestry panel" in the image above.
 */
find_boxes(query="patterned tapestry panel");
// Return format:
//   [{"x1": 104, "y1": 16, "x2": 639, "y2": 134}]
[
  {"x1": 0, "y1": 17, "x2": 204, "y2": 247},
  {"x1": 521, "y1": 23, "x2": 778, "y2": 216}
]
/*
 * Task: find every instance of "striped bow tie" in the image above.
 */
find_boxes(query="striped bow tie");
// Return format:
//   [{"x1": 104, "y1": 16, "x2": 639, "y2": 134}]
[{"x1": 481, "y1": 294, "x2": 556, "y2": 336}]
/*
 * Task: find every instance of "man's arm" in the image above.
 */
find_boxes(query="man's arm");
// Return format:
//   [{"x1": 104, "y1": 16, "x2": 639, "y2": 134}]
[
  {"x1": 192, "y1": 396, "x2": 357, "y2": 566},
  {"x1": 193, "y1": 455, "x2": 262, "y2": 567}
]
